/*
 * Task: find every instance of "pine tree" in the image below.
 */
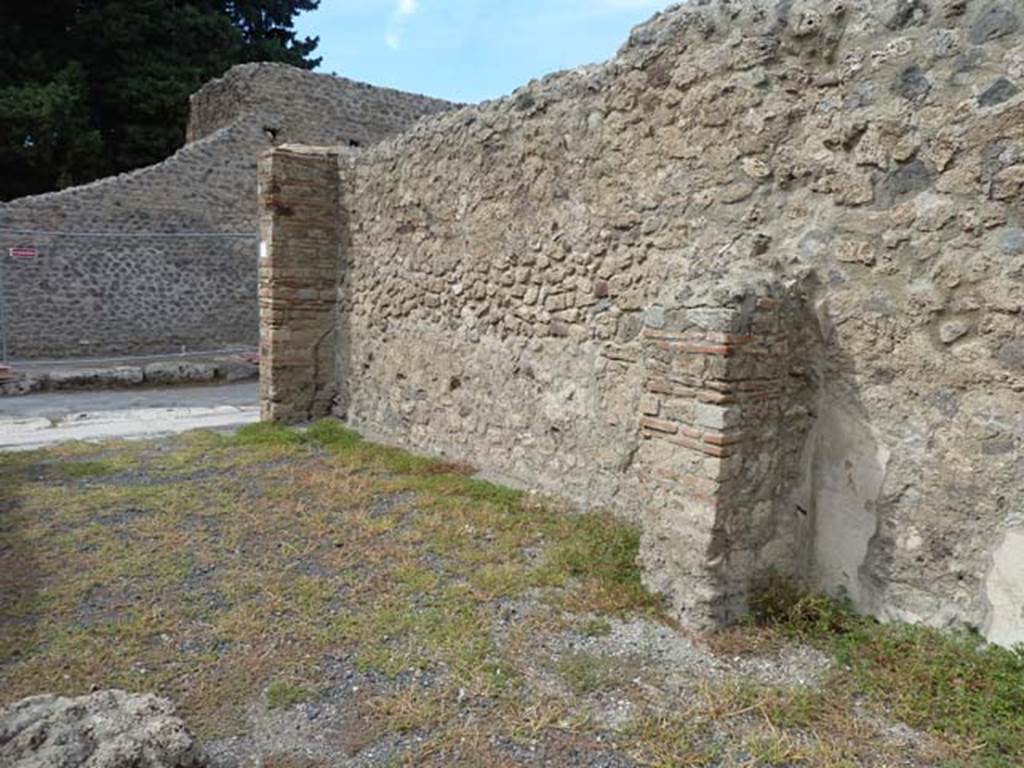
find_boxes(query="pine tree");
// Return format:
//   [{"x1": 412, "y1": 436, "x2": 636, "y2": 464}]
[{"x1": 0, "y1": 0, "x2": 320, "y2": 200}]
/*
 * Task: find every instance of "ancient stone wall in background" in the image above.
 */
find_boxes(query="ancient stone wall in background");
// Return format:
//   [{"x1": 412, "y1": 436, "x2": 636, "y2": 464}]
[
  {"x1": 187, "y1": 63, "x2": 454, "y2": 147},
  {"x1": 0, "y1": 123, "x2": 260, "y2": 359},
  {"x1": 0, "y1": 65, "x2": 453, "y2": 359},
  {"x1": 262, "y1": 0, "x2": 1024, "y2": 644}
]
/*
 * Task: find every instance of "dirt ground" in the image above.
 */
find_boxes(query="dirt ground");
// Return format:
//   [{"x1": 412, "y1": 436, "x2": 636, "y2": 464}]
[{"x1": 1, "y1": 422, "x2": 1020, "y2": 767}]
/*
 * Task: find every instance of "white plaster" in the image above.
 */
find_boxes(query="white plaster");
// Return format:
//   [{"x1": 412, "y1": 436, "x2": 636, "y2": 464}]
[
  {"x1": 984, "y1": 529, "x2": 1024, "y2": 649},
  {"x1": 805, "y1": 397, "x2": 891, "y2": 608}
]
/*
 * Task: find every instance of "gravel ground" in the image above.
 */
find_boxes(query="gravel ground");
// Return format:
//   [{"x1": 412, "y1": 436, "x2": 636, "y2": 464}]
[{"x1": 0, "y1": 425, "x2": 981, "y2": 767}]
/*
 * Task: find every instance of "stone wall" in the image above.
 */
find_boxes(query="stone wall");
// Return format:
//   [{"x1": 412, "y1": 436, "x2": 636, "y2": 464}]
[
  {"x1": 260, "y1": 0, "x2": 1024, "y2": 646},
  {"x1": 0, "y1": 123, "x2": 260, "y2": 359},
  {"x1": 187, "y1": 63, "x2": 454, "y2": 146},
  {"x1": 0, "y1": 65, "x2": 453, "y2": 360}
]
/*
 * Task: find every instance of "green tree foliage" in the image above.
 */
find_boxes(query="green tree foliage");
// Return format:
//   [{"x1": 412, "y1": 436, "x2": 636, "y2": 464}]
[{"x1": 0, "y1": 1, "x2": 320, "y2": 201}]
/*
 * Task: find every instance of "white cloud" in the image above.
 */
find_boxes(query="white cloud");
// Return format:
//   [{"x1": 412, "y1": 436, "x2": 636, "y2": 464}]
[{"x1": 385, "y1": 0, "x2": 419, "y2": 50}]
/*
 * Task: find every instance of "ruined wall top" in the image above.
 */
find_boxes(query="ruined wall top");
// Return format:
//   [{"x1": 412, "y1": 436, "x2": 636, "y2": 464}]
[
  {"x1": 186, "y1": 62, "x2": 456, "y2": 147},
  {"x1": 362, "y1": 0, "x2": 1022, "y2": 167}
]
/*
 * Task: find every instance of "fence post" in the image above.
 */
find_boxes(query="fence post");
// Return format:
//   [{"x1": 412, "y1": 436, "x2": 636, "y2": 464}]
[{"x1": 0, "y1": 249, "x2": 7, "y2": 363}]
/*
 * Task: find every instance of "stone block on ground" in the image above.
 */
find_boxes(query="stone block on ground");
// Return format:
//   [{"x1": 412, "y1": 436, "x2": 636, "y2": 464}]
[
  {"x1": 0, "y1": 690, "x2": 205, "y2": 768},
  {"x1": 48, "y1": 366, "x2": 145, "y2": 390},
  {"x1": 143, "y1": 361, "x2": 218, "y2": 385}
]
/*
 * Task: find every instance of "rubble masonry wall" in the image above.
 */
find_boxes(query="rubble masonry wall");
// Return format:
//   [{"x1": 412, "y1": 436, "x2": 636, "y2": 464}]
[{"x1": 260, "y1": 0, "x2": 1024, "y2": 645}]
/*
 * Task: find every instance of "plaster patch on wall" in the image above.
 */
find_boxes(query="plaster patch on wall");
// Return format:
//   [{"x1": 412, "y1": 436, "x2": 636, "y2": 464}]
[
  {"x1": 802, "y1": 396, "x2": 891, "y2": 610},
  {"x1": 984, "y1": 528, "x2": 1024, "y2": 649}
]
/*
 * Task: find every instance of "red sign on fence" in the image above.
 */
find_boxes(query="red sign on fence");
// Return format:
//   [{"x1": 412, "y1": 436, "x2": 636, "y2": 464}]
[{"x1": 9, "y1": 247, "x2": 38, "y2": 259}]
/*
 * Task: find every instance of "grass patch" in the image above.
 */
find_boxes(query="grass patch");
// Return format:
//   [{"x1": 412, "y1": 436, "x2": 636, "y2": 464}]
[
  {"x1": 304, "y1": 418, "x2": 363, "y2": 449},
  {"x1": 582, "y1": 617, "x2": 613, "y2": 638},
  {"x1": 362, "y1": 444, "x2": 444, "y2": 474},
  {"x1": 3, "y1": 423, "x2": 1015, "y2": 766},
  {"x1": 54, "y1": 459, "x2": 124, "y2": 479},
  {"x1": 830, "y1": 620, "x2": 1024, "y2": 766},
  {"x1": 735, "y1": 576, "x2": 1024, "y2": 767},
  {"x1": 545, "y1": 512, "x2": 661, "y2": 614},
  {"x1": 230, "y1": 422, "x2": 306, "y2": 447},
  {"x1": 557, "y1": 651, "x2": 634, "y2": 695},
  {"x1": 266, "y1": 680, "x2": 318, "y2": 710}
]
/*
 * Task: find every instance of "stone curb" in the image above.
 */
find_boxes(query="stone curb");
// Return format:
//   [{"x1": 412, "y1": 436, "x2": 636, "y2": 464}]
[{"x1": 0, "y1": 356, "x2": 259, "y2": 397}]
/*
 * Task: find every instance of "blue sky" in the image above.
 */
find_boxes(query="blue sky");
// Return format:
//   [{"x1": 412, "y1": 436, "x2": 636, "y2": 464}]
[{"x1": 294, "y1": 0, "x2": 677, "y2": 103}]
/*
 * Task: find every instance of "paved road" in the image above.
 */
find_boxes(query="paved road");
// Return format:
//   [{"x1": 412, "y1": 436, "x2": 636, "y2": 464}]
[{"x1": 0, "y1": 382, "x2": 260, "y2": 451}]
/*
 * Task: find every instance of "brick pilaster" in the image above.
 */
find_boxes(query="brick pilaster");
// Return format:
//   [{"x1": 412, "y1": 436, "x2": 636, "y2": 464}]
[
  {"x1": 638, "y1": 283, "x2": 805, "y2": 626},
  {"x1": 258, "y1": 146, "x2": 345, "y2": 423}
]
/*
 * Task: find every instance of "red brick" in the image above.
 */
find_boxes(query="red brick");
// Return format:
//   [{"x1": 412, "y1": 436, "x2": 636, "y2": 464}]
[
  {"x1": 705, "y1": 332, "x2": 755, "y2": 345},
  {"x1": 702, "y1": 380, "x2": 737, "y2": 393},
  {"x1": 702, "y1": 431, "x2": 747, "y2": 446},
  {"x1": 647, "y1": 378, "x2": 690, "y2": 397},
  {"x1": 664, "y1": 432, "x2": 737, "y2": 457},
  {"x1": 678, "y1": 423, "x2": 703, "y2": 440},
  {"x1": 678, "y1": 342, "x2": 735, "y2": 357},
  {"x1": 697, "y1": 390, "x2": 738, "y2": 405},
  {"x1": 640, "y1": 416, "x2": 679, "y2": 434}
]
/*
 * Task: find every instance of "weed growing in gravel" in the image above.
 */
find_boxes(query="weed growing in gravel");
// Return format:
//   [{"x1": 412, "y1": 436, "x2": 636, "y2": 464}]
[
  {"x1": 729, "y1": 576, "x2": 1024, "y2": 767},
  {"x1": 266, "y1": 680, "x2": 318, "y2": 710},
  {"x1": 581, "y1": 617, "x2": 613, "y2": 638},
  {"x1": 557, "y1": 651, "x2": 635, "y2": 694}
]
